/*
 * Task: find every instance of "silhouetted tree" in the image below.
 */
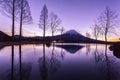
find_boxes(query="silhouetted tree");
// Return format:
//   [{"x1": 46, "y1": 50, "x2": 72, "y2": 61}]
[
  {"x1": 39, "y1": 4, "x2": 48, "y2": 39},
  {"x1": 50, "y1": 12, "x2": 61, "y2": 37},
  {"x1": 60, "y1": 27, "x2": 65, "y2": 35},
  {"x1": 86, "y1": 32, "x2": 91, "y2": 38},
  {"x1": 97, "y1": 7, "x2": 118, "y2": 42},
  {"x1": 57, "y1": 27, "x2": 65, "y2": 42},
  {"x1": 19, "y1": 0, "x2": 32, "y2": 40},
  {"x1": 91, "y1": 24, "x2": 102, "y2": 40},
  {"x1": 1, "y1": 0, "x2": 20, "y2": 39}
]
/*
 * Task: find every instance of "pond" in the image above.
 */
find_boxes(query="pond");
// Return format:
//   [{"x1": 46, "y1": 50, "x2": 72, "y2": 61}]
[{"x1": 0, "y1": 43, "x2": 120, "y2": 80}]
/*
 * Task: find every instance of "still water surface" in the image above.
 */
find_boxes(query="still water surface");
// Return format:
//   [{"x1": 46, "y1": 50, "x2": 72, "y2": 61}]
[{"x1": 0, "y1": 43, "x2": 120, "y2": 80}]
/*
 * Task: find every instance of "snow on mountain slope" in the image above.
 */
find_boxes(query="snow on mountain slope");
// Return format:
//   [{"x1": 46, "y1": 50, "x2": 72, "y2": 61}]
[{"x1": 65, "y1": 30, "x2": 80, "y2": 35}]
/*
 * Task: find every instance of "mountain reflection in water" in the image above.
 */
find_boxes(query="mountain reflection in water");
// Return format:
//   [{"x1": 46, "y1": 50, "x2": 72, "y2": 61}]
[
  {"x1": 0, "y1": 43, "x2": 120, "y2": 80},
  {"x1": 56, "y1": 44, "x2": 84, "y2": 53}
]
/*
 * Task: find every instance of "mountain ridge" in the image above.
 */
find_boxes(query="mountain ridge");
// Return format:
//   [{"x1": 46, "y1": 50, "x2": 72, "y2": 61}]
[{"x1": 53, "y1": 29, "x2": 103, "y2": 43}]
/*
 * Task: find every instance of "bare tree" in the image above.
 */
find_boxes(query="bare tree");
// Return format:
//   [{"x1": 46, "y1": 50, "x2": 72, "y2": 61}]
[
  {"x1": 50, "y1": 12, "x2": 61, "y2": 37},
  {"x1": 57, "y1": 27, "x2": 65, "y2": 42},
  {"x1": 91, "y1": 24, "x2": 102, "y2": 40},
  {"x1": 98, "y1": 7, "x2": 118, "y2": 42},
  {"x1": 0, "y1": 0, "x2": 20, "y2": 39},
  {"x1": 60, "y1": 27, "x2": 65, "y2": 35},
  {"x1": 86, "y1": 32, "x2": 91, "y2": 38},
  {"x1": 39, "y1": 4, "x2": 48, "y2": 39},
  {"x1": 19, "y1": 0, "x2": 32, "y2": 40},
  {"x1": 57, "y1": 27, "x2": 65, "y2": 35}
]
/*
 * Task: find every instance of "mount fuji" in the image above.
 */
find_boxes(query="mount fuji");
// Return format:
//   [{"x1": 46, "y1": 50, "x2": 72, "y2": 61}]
[{"x1": 53, "y1": 29, "x2": 103, "y2": 43}]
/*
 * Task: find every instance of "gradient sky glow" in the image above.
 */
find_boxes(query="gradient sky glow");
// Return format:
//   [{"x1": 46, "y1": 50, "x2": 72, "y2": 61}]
[{"x1": 0, "y1": 0, "x2": 120, "y2": 40}]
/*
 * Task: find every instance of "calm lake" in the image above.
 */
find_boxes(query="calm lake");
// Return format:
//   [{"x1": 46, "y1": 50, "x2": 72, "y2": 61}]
[{"x1": 0, "y1": 43, "x2": 120, "y2": 80}]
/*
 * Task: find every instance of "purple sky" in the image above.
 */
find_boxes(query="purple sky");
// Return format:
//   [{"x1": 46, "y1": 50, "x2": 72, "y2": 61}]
[{"x1": 0, "y1": 0, "x2": 120, "y2": 40}]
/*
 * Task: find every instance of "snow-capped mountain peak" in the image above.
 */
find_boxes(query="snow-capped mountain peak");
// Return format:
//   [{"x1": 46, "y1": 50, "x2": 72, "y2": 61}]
[{"x1": 65, "y1": 30, "x2": 79, "y2": 35}]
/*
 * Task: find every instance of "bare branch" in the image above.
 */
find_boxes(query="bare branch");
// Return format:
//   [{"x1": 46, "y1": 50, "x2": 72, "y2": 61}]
[
  {"x1": 0, "y1": 0, "x2": 20, "y2": 38},
  {"x1": 39, "y1": 4, "x2": 48, "y2": 38},
  {"x1": 96, "y1": 7, "x2": 119, "y2": 42},
  {"x1": 18, "y1": 0, "x2": 33, "y2": 39},
  {"x1": 91, "y1": 24, "x2": 102, "y2": 40},
  {"x1": 50, "y1": 12, "x2": 61, "y2": 37}
]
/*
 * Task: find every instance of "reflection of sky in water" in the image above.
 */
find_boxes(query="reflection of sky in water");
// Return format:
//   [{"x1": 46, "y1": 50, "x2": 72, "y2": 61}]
[{"x1": 0, "y1": 44, "x2": 120, "y2": 80}]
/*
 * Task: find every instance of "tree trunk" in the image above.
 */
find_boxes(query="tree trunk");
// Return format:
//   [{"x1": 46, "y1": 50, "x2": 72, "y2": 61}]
[
  {"x1": 20, "y1": 18, "x2": 23, "y2": 41},
  {"x1": 52, "y1": 31, "x2": 54, "y2": 37},
  {"x1": 43, "y1": 26, "x2": 45, "y2": 40},
  {"x1": 19, "y1": 0, "x2": 23, "y2": 41},
  {"x1": 95, "y1": 37, "x2": 97, "y2": 40},
  {"x1": 12, "y1": 0, "x2": 15, "y2": 40},
  {"x1": 52, "y1": 31, "x2": 54, "y2": 41},
  {"x1": 105, "y1": 33, "x2": 107, "y2": 42},
  {"x1": 43, "y1": 14, "x2": 46, "y2": 41}
]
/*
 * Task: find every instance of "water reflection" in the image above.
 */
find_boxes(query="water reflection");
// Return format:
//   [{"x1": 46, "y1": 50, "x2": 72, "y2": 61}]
[
  {"x1": 93, "y1": 44, "x2": 119, "y2": 80},
  {"x1": 39, "y1": 43, "x2": 62, "y2": 80},
  {"x1": 18, "y1": 45, "x2": 32, "y2": 80},
  {"x1": 56, "y1": 44, "x2": 84, "y2": 54},
  {"x1": 11, "y1": 45, "x2": 14, "y2": 80},
  {"x1": 0, "y1": 45, "x2": 32, "y2": 80},
  {"x1": 39, "y1": 44, "x2": 48, "y2": 80},
  {"x1": 50, "y1": 43, "x2": 61, "y2": 73},
  {"x1": 19, "y1": 45, "x2": 22, "y2": 80},
  {"x1": 0, "y1": 43, "x2": 120, "y2": 80},
  {"x1": 93, "y1": 44, "x2": 103, "y2": 63},
  {"x1": 85, "y1": 44, "x2": 91, "y2": 55},
  {"x1": 0, "y1": 45, "x2": 14, "y2": 80}
]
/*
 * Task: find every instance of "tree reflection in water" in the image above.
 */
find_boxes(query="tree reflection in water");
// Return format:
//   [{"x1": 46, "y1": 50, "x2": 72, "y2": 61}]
[
  {"x1": 93, "y1": 44, "x2": 104, "y2": 63},
  {"x1": 0, "y1": 45, "x2": 15, "y2": 80},
  {"x1": 0, "y1": 45, "x2": 32, "y2": 80},
  {"x1": 11, "y1": 45, "x2": 14, "y2": 80},
  {"x1": 39, "y1": 44, "x2": 48, "y2": 80},
  {"x1": 60, "y1": 43, "x2": 65, "y2": 60},
  {"x1": 94, "y1": 44, "x2": 119, "y2": 80},
  {"x1": 85, "y1": 44, "x2": 91, "y2": 55},
  {"x1": 50, "y1": 43, "x2": 61, "y2": 73},
  {"x1": 18, "y1": 45, "x2": 32, "y2": 80},
  {"x1": 39, "y1": 43, "x2": 63, "y2": 80},
  {"x1": 0, "y1": 43, "x2": 120, "y2": 80}
]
